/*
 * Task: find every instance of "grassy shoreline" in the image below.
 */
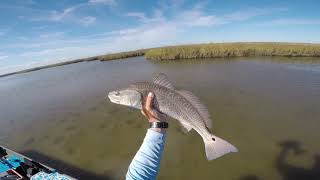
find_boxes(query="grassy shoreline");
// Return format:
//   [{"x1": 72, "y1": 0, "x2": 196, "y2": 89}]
[
  {"x1": 1, "y1": 43, "x2": 320, "y2": 78},
  {"x1": 98, "y1": 49, "x2": 148, "y2": 61},
  {"x1": 0, "y1": 50, "x2": 148, "y2": 78},
  {"x1": 145, "y1": 43, "x2": 320, "y2": 60},
  {"x1": 0, "y1": 56, "x2": 99, "y2": 78}
]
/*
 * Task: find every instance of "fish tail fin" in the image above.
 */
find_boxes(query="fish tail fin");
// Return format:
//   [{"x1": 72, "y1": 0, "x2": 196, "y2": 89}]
[{"x1": 203, "y1": 134, "x2": 238, "y2": 161}]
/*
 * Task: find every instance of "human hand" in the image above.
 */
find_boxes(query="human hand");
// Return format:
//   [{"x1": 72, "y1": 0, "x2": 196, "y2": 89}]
[
  {"x1": 141, "y1": 92, "x2": 167, "y2": 122},
  {"x1": 141, "y1": 92, "x2": 168, "y2": 133}
]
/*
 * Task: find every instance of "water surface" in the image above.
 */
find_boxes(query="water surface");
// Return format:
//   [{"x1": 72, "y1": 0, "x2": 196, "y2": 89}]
[{"x1": 0, "y1": 57, "x2": 320, "y2": 179}]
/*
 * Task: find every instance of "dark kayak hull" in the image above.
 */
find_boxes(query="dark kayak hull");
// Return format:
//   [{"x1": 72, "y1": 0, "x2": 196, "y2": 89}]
[{"x1": 0, "y1": 146, "x2": 73, "y2": 179}]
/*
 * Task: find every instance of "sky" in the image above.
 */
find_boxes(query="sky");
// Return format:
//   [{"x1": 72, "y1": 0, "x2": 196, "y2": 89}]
[{"x1": 0, "y1": 0, "x2": 320, "y2": 75}]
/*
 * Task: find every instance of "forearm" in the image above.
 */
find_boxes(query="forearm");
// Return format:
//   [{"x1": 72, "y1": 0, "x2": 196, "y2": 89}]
[{"x1": 126, "y1": 129, "x2": 166, "y2": 180}]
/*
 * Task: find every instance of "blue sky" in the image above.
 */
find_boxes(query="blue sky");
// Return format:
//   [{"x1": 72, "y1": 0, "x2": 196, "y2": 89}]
[{"x1": 1, "y1": 0, "x2": 320, "y2": 74}]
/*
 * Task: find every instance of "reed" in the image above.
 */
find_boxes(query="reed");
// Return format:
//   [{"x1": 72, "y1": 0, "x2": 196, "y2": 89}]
[
  {"x1": 99, "y1": 49, "x2": 148, "y2": 61},
  {"x1": 144, "y1": 43, "x2": 320, "y2": 60}
]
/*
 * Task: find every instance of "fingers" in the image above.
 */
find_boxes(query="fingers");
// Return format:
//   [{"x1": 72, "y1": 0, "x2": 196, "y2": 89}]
[
  {"x1": 151, "y1": 110, "x2": 168, "y2": 122},
  {"x1": 141, "y1": 92, "x2": 159, "y2": 122},
  {"x1": 141, "y1": 95, "x2": 149, "y2": 117},
  {"x1": 141, "y1": 94, "x2": 150, "y2": 117},
  {"x1": 145, "y1": 92, "x2": 154, "y2": 111},
  {"x1": 145, "y1": 92, "x2": 158, "y2": 118},
  {"x1": 141, "y1": 92, "x2": 167, "y2": 123},
  {"x1": 140, "y1": 109, "x2": 146, "y2": 116}
]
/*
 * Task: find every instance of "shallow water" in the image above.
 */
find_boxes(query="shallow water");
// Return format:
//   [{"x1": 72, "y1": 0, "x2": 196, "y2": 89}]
[{"x1": 1, "y1": 57, "x2": 320, "y2": 179}]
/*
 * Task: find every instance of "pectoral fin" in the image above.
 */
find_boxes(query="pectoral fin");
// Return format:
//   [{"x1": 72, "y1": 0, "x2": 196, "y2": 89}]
[{"x1": 179, "y1": 121, "x2": 193, "y2": 133}]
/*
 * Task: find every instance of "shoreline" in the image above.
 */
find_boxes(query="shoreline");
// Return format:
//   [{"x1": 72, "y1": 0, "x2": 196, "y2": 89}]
[
  {"x1": 0, "y1": 56, "x2": 99, "y2": 78},
  {"x1": 0, "y1": 49, "x2": 147, "y2": 78},
  {"x1": 145, "y1": 42, "x2": 320, "y2": 60},
  {"x1": 1, "y1": 42, "x2": 320, "y2": 78}
]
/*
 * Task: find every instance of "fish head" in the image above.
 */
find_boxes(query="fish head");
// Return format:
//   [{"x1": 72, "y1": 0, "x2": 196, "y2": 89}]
[{"x1": 108, "y1": 88, "x2": 142, "y2": 109}]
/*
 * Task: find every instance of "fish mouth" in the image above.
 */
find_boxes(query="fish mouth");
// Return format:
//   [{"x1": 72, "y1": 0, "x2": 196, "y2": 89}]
[{"x1": 108, "y1": 91, "x2": 120, "y2": 104}]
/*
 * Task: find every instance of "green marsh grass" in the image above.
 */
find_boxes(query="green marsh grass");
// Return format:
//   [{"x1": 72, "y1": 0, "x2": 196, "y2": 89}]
[
  {"x1": 99, "y1": 49, "x2": 148, "y2": 61},
  {"x1": 144, "y1": 43, "x2": 320, "y2": 60}
]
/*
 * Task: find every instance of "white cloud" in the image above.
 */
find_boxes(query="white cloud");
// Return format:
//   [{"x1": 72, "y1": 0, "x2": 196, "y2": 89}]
[
  {"x1": 30, "y1": 6, "x2": 77, "y2": 22},
  {"x1": 21, "y1": 47, "x2": 76, "y2": 58},
  {"x1": 223, "y1": 8, "x2": 286, "y2": 22},
  {"x1": 89, "y1": 0, "x2": 116, "y2": 5},
  {"x1": 18, "y1": 22, "x2": 178, "y2": 59},
  {"x1": 189, "y1": 15, "x2": 221, "y2": 27},
  {"x1": 39, "y1": 32, "x2": 65, "y2": 39},
  {"x1": 20, "y1": 0, "x2": 36, "y2": 5},
  {"x1": 79, "y1": 16, "x2": 96, "y2": 26},
  {"x1": 261, "y1": 18, "x2": 320, "y2": 26},
  {"x1": 48, "y1": 6, "x2": 76, "y2": 21},
  {"x1": 30, "y1": 4, "x2": 97, "y2": 26},
  {"x1": 16, "y1": 36, "x2": 28, "y2": 41},
  {"x1": 170, "y1": 0, "x2": 184, "y2": 8},
  {"x1": 31, "y1": 26, "x2": 48, "y2": 30},
  {"x1": 0, "y1": 55, "x2": 8, "y2": 60},
  {"x1": 0, "y1": 3, "x2": 296, "y2": 76},
  {"x1": 126, "y1": 12, "x2": 146, "y2": 21},
  {"x1": 3, "y1": 20, "x2": 180, "y2": 74},
  {"x1": 127, "y1": 6, "x2": 277, "y2": 37},
  {"x1": 0, "y1": 52, "x2": 9, "y2": 61},
  {"x1": 115, "y1": 28, "x2": 140, "y2": 35},
  {"x1": 0, "y1": 28, "x2": 10, "y2": 36},
  {"x1": 157, "y1": 0, "x2": 185, "y2": 10},
  {"x1": 126, "y1": 10, "x2": 165, "y2": 23},
  {"x1": 112, "y1": 24, "x2": 179, "y2": 47},
  {"x1": 177, "y1": 8, "x2": 222, "y2": 27}
]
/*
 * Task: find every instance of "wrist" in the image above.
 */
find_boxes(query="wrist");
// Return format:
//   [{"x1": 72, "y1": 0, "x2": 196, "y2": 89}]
[
  {"x1": 148, "y1": 122, "x2": 168, "y2": 134},
  {"x1": 148, "y1": 118, "x2": 165, "y2": 123},
  {"x1": 149, "y1": 128, "x2": 166, "y2": 134}
]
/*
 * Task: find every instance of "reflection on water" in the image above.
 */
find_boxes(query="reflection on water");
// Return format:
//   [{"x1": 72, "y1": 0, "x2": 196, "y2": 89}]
[
  {"x1": 0, "y1": 57, "x2": 320, "y2": 179},
  {"x1": 286, "y1": 65, "x2": 320, "y2": 73}
]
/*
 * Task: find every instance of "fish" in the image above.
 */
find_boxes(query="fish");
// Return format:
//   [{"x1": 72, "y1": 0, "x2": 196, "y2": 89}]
[{"x1": 108, "y1": 73, "x2": 238, "y2": 160}]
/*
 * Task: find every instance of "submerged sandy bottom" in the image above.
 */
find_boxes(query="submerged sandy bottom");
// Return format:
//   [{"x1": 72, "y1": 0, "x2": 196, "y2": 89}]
[{"x1": 1, "y1": 57, "x2": 320, "y2": 179}]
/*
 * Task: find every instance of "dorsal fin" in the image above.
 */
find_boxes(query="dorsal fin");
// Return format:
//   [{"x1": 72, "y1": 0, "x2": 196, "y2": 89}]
[
  {"x1": 153, "y1": 73, "x2": 174, "y2": 90},
  {"x1": 177, "y1": 90, "x2": 212, "y2": 129}
]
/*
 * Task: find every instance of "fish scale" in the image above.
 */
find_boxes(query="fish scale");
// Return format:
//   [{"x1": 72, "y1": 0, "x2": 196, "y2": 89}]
[
  {"x1": 108, "y1": 73, "x2": 238, "y2": 160},
  {"x1": 131, "y1": 82, "x2": 211, "y2": 140}
]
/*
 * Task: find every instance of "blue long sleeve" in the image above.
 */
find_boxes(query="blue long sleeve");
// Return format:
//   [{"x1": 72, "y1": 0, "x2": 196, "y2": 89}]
[{"x1": 126, "y1": 129, "x2": 166, "y2": 180}]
